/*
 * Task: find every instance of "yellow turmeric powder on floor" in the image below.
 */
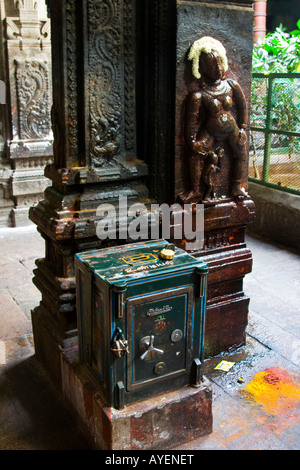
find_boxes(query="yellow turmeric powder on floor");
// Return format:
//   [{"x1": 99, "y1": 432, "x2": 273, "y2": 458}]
[{"x1": 242, "y1": 367, "x2": 300, "y2": 415}]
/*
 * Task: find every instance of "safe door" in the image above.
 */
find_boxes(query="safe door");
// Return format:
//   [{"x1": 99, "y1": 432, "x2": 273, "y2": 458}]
[{"x1": 126, "y1": 286, "x2": 194, "y2": 392}]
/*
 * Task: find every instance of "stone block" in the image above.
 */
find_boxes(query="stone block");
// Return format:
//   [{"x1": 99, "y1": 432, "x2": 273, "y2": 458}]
[
  {"x1": 248, "y1": 181, "x2": 300, "y2": 250},
  {"x1": 61, "y1": 347, "x2": 213, "y2": 450}
]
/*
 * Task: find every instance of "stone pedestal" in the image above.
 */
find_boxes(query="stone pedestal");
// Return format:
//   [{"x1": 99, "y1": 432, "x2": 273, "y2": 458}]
[
  {"x1": 197, "y1": 200, "x2": 255, "y2": 356},
  {"x1": 61, "y1": 347, "x2": 212, "y2": 450},
  {"x1": 0, "y1": 0, "x2": 53, "y2": 226},
  {"x1": 0, "y1": 166, "x2": 14, "y2": 226},
  {"x1": 171, "y1": 198, "x2": 255, "y2": 357}
]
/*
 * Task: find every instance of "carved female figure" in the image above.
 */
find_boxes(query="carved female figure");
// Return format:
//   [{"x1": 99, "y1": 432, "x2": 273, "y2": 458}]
[{"x1": 184, "y1": 37, "x2": 248, "y2": 201}]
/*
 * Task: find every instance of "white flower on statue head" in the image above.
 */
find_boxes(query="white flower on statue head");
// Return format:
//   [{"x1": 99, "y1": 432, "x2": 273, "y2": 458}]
[{"x1": 188, "y1": 36, "x2": 228, "y2": 79}]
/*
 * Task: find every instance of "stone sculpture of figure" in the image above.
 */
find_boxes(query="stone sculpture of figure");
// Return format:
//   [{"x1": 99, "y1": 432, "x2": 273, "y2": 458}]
[
  {"x1": 184, "y1": 36, "x2": 248, "y2": 200},
  {"x1": 202, "y1": 147, "x2": 224, "y2": 200}
]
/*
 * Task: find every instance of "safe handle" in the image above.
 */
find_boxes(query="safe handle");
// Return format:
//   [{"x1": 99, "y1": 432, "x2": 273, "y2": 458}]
[{"x1": 139, "y1": 335, "x2": 164, "y2": 361}]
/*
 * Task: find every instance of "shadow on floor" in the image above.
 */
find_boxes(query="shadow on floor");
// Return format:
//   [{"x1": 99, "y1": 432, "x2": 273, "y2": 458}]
[{"x1": 0, "y1": 354, "x2": 91, "y2": 450}]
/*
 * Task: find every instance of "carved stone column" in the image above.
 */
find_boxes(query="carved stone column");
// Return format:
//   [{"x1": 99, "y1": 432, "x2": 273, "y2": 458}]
[
  {"x1": 173, "y1": 1, "x2": 255, "y2": 356},
  {"x1": 29, "y1": 0, "x2": 150, "y2": 383},
  {"x1": 138, "y1": 0, "x2": 255, "y2": 357},
  {"x1": 1, "y1": 0, "x2": 53, "y2": 226},
  {"x1": 0, "y1": 3, "x2": 14, "y2": 226}
]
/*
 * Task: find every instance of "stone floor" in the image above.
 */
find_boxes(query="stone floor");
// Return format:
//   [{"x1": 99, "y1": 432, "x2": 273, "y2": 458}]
[{"x1": 0, "y1": 225, "x2": 299, "y2": 450}]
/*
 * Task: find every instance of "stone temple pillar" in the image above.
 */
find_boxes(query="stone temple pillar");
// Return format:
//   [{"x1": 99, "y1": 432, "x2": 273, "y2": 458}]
[
  {"x1": 138, "y1": 0, "x2": 255, "y2": 358},
  {"x1": 172, "y1": 1, "x2": 255, "y2": 357},
  {"x1": 0, "y1": 2, "x2": 14, "y2": 226},
  {"x1": 0, "y1": 0, "x2": 53, "y2": 226},
  {"x1": 29, "y1": 0, "x2": 150, "y2": 384}
]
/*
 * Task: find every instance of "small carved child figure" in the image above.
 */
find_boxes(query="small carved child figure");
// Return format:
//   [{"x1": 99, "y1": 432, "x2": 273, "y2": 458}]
[{"x1": 202, "y1": 147, "x2": 224, "y2": 200}]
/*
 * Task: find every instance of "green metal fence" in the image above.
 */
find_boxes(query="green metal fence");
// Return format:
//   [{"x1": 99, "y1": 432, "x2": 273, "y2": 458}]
[{"x1": 249, "y1": 73, "x2": 300, "y2": 195}]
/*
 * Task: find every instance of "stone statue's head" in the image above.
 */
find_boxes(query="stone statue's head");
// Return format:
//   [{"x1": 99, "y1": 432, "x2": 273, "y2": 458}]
[{"x1": 188, "y1": 36, "x2": 228, "y2": 80}]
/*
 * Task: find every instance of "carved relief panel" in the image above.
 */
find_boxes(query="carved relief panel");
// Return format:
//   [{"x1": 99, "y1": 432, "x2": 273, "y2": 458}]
[
  {"x1": 179, "y1": 36, "x2": 249, "y2": 204},
  {"x1": 175, "y1": 1, "x2": 253, "y2": 205},
  {"x1": 15, "y1": 59, "x2": 51, "y2": 141},
  {"x1": 86, "y1": 0, "x2": 136, "y2": 168},
  {"x1": 1, "y1": 0, "x2": 53, "y2": 225},
  {"x1": 5, "y1": 6, "x2": 53, "y2": 158},
  {"x1": 87, "y1": 0, "x2": 122, "y2": 166},
  {"x1": 51, "y1": 0, "x2": 137, "y2": 174}
]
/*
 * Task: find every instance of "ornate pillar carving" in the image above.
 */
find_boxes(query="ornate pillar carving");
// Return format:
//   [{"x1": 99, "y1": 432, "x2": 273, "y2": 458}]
[
  {"x1": 29, "y1": 0, "x2": 150, "y2": 383},
  {"x1": 1, "y1": 0, "x2": 53, "y2": 226}
]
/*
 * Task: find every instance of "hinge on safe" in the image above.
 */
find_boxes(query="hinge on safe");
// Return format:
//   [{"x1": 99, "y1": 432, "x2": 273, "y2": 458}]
[
  {"x1": 113, "y1": 281, "x2": 127, "y2": 318},
  {"x1": 196, "y1": 267, "x2": 206, "y2": 297}
]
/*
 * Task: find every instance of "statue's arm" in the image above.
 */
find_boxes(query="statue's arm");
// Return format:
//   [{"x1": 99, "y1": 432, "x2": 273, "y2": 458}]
[
  {"x1": 228, "y1": 79, "x2": 248, "y2": 146},
  {"x1": 228, "y1": 79, "x2": 248, "y2": 129},
  {"x1": 184, "y1": 92, "x2": 205, "y2": 154}
]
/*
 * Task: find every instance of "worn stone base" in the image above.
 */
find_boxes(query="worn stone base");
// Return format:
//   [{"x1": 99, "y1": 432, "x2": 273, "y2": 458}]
[
  {"x1": 171, "y1": 199, "x2": 255, "y2": 357},
  {"x1": 31, "y1": 305, "x2": 77, "y2": 389},
  {"x1": 60, "y1": 348, "x2": 213, "y2": 450},
  {"x1": 11, "y1": 207, "x2": 34, "y2": 227},
  {"x1": 0, "y1": 207, "x2": 13, "y2": 227},
  {"x1": 205, "y1": 296, "x2": 249, "y2": 357},
  {"x1": 248, "y1": 181, "x2": 300, "y2": 251},
  {"x1": 32, "y1": 306, "x2": 212, "y2": 449},
  {"x1": 201, "y1": 247, "x2": 252, "y2": 357}
]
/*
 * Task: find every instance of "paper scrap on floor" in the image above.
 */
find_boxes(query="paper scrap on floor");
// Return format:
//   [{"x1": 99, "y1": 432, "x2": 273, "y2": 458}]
[{"x1": 214, "y1": 360, "x2": 235, "y2": 372}]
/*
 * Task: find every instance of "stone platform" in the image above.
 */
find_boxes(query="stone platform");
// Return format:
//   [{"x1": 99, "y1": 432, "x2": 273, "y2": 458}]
[{"x1": 61, "y1": 346, "x2": 212, "y2": 450}]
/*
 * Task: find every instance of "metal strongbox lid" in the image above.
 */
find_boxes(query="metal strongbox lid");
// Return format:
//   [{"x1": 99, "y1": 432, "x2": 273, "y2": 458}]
[{"x1": 75, "y1": 239, "x2": 207, "y2": 284}]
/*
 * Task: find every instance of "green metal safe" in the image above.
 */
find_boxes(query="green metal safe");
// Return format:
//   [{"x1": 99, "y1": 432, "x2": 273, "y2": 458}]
[{"x1": 75, "y1": 240, "x2": 208, "y2": 409}]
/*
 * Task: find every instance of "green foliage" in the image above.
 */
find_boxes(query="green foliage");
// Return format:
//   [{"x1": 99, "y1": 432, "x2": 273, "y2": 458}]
[
  {"x1": 250, "y1": 22, "x2": 300, "y2": 191},
  {"x1": 252, "y1": 21, "x2": 300, "y2": 73}
]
